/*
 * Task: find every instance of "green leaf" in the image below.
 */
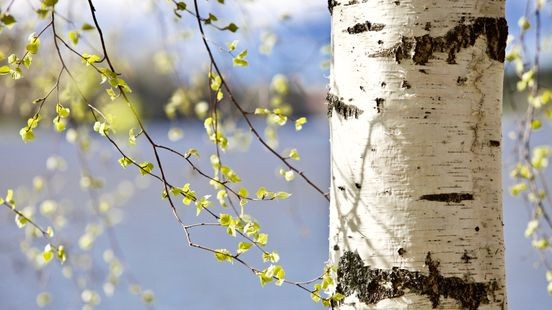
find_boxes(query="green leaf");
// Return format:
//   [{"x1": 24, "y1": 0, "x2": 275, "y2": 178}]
[
  {"x1": 56, "y1": 103, "x2": 70, "y2": 118},
  {"x1": 22, "y1": 54, "x2": 32, "y2": 68},
  {"x1": 223, "y1": 23, "x2": 239, "y2": 32},
  {"x1": 142, "y1": 290, "x2": 155, "y2": 304},
  {"x1": 255, "y1": 108, "x2": 270, "y2": 115},
  {"x1": 0, "y1": 14, "x2": 16, "y2": 27},
  {"x1": 19, "y1": 127, "x2": 35, "y2": 143},
  {"x1": 118, "y1": 157, "x2": 132, "y2": 168},
  {"x1": 518, "y1": 16, "x2": 531, "y2": 31},
  {"x1": 533, "y1": 239, "x2": 549, "y2": 249},
  {"x1": 81, "y1": 23, "x2": 95, "y2": 31},
  {"x1": 56, "y1": 245, "x2": 66, "y2": 263},
  {"x1": 175, "y1": 2, "x2": 187, "y2": 10},
  {"x1": 214, "y1": 249, "x2": 233, "y2": 263},
  {"x1": 289, "y1": 149, "x2": 300, "y2": 160},
  {"x1": 256, "y1": 187, "x2": 267, "y2": 199},
  {"x1": 15, "y1": 213, "x2": 28, "y2": 228},
  {"x1": 53, "y1": 117, "x2": 66, "y2": 132},
  {"x1": 46, "y1": 226, "x2": 54, "y2": 237},
  {"x1": 228, "y1": 40, "x2": 238, "y2": 52},
  {"x1": 36, "y1": 292, "x2": 52, "y2": 307},
  {"x1": 525, "y1": 220, "x2": 539, "y2": 238},
  {"x1": 68, "y1": 30, "x2": 79, "y2": 45},
  {"x1": 139, "y1": 162, "x2": 154, "y2": 175},
  {"x1": 186, "y1": 148, "x2": 200, "y2": 158},
  {"x1": 207, "y1": 13, "x2": 218, "y2": 22},
  {"x1": 8, "y1": 54, "x2": 18, "y2": 64},
  {"x1": 195, "y1": 195, "x2": 212, "y2": 216},
  {"x1": 263, "y1": 251, "x2": 280, "y2": 263},
  {"x1": 43, "y1": 244, "x2": 54, "y2": 263},
  {"x1": 255, "y1": 233, "x2": 268, "y2": 246},
  {"x1": 219, "y1": 214, "x2": 233, "y2": 226},
  {"x1": 10, "y1": 67, "x2": 23, "y2": 80},
  {"x1": 6, "y1": 189, "x2": 14, "y2": 204},
  {"x1": 295, "y1": 117, "x2": 307, "y2": 130},
  {"x1": 280, "y1": 169, "x2": 295, "y2": 182},
  {"x1": 0, "y1": 66, "x2": 10, "y2": 75},
  {"x1": 128, "y1": 128, "x2": 137, "y2": 145},
  {"x1": 238, "y1": 187, "x2": 248, "y2": 198},
  {"x1": 26, "y1": 34, "x2": 41, "y2": 54},
  {"x1": 81, "y1": 53, "x2": 101, "y2": 66},
  {"x1": 258, "y1": 271, "x2": 273, "y2": 287},
  {"x1": 43, "y1": 0, "x2": 59, "y2": 6},
  {"x1": 275, "y1": 191, "x2": 291, "y2": 199},
  {"x1": 237, "y1": 242, "x2": 252, "y2": 254},
  {"x1": 233, "y1": 58, "x2": 248, "y2": 67}
]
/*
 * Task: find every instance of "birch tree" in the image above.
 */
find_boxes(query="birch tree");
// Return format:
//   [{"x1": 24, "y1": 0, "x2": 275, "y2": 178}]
[{"x1": 327, "y1": 1, "x2": 508, "y2": 309}]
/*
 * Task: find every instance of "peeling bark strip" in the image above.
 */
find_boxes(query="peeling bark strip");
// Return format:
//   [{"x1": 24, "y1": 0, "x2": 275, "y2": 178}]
[
  {"x1": 419, "y1": 192, "x2": 474, "y2": 203},
  {"x1": 372, "y1": 17, "x2": 508, "y2": 64},
  {"x1": 337, "y1": 251, "x2": 499, "y2": 310},
  {"x1": 347, "y1": 21, "x2": 385, "y2": 34},
  {"x1": 327, "y1": 93, "x2": 364, "y2": 119}
]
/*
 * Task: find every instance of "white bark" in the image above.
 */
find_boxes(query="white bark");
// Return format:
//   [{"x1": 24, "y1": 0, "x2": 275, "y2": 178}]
[{"x1": 329, "y1": 1, "x2": 507, "y2": 309}]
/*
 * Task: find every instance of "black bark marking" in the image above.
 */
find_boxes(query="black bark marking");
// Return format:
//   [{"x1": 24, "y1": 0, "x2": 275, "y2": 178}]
[
  {"x1": 398, "y1": 248, "x2": 406, "y2": 256},
  {"x1": 328, "y1": 0, "x2": 340, "y2": 14},
  {"x1": 401, "y1": 80, "x2": 412, "y2": 89},
  {"x1": 347, "y1": 21, "x2": 385, "y2": 34},
  {"x1": 375, "y1": 98, "x2": 385, "y2": 113},
  {"x1": 475, "y1": 226, "x2": 480, "y2": 232},
  {"x1": 337, "y1": 251, "x2": 499, "y2": 309},
  {"x1": 327, "y1": 93, "x2": 364, "y2": 119},
  {"x1": 424, "y1": 22, "x2": 432, "y2": 31},
  {"x1": 461, "y1": 250, "x2": 474, "y2": 263},
  {"x1": 338, "y1": 186, "x2": 346, "y2": 191},
  {"x1": 489, "y1": 140, "x2": 501, "y2": 147},
  {"x1": 355, "y1": 183, "x2": 362, "y2": 189},
  {"x1": 334, "y1": 244, "x2": 340, "y2": 251},
  {"x1": 419, "y1": 192, "x2": 474, "y2": 203},
  {"x1": 371, "y1": 17, "x2": 508, "y2": 64}
]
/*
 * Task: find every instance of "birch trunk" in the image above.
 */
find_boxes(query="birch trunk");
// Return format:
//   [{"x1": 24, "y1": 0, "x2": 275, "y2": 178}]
[{"x1": 328, "y1": 1, "x2": 508, "y2": 309}]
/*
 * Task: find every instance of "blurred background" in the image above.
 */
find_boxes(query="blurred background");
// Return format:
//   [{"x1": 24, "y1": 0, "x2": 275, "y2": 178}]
[{"x1": 1, "y1": 0, "x2": 552, "y2": 309}]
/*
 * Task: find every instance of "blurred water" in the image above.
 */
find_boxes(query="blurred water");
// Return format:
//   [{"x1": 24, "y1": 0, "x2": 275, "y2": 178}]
[{"x1": 0, "y1": 117, "x2": 550, "y2": 309}]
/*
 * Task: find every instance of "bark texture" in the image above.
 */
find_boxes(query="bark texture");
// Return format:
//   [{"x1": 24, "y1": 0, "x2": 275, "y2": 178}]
[{"x1": 328, "y1": 1, "x2": 507, "y2": 309}]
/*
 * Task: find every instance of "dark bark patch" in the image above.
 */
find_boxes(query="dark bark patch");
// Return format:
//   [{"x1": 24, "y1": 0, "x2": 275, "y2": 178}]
[
  {"x1": 375, "y1": 98, "x2": 385, "y2": 113},
  {"x1": 401, "y1": 80, "x2": 412, "y2": 89},
  {"x1": 419, "y1": 192, "x2": 474, "y2": 203},
  {"x1": 461, "y1": 250, "x2": 474, "y2": 263},
  {"x1": 338, "y1": 186, "x2": 346, "y2": 191},
  {"x1": 328, "y1": 0, "x2": 340, "y2": 14},
  {"x1": 398, "y1": 248, "x2": 406, "y2": 256},
  {"x1": 355, "y1": 182, "x2": 362, "y2": 189},
  {"x1": 347, "y1": 21, "x2": 385, "y2": 34},
  {"x1": 336, "y1": 251, "x2": 499, "y2": 309},
  {"x1": 371, "y1": 17, "x2": 508, "y2": 64},
  {"x1": 489, "y1": 140, "x2": 501, "y2": 147},
  {"x1": 327, "y1": 93, "x2": 364, "y2": 119},
  {"x1": 457, "y1": 76, "x2": 468, "y2": 86}
]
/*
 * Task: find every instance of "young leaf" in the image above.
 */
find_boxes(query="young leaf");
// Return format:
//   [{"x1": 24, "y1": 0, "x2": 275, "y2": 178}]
[
  {"x1": 237, "y1": 242, "x2": 252, "y2": 254},
  {"x1": 139, "y1": 162, "x2": 154, "y2": 175}
]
